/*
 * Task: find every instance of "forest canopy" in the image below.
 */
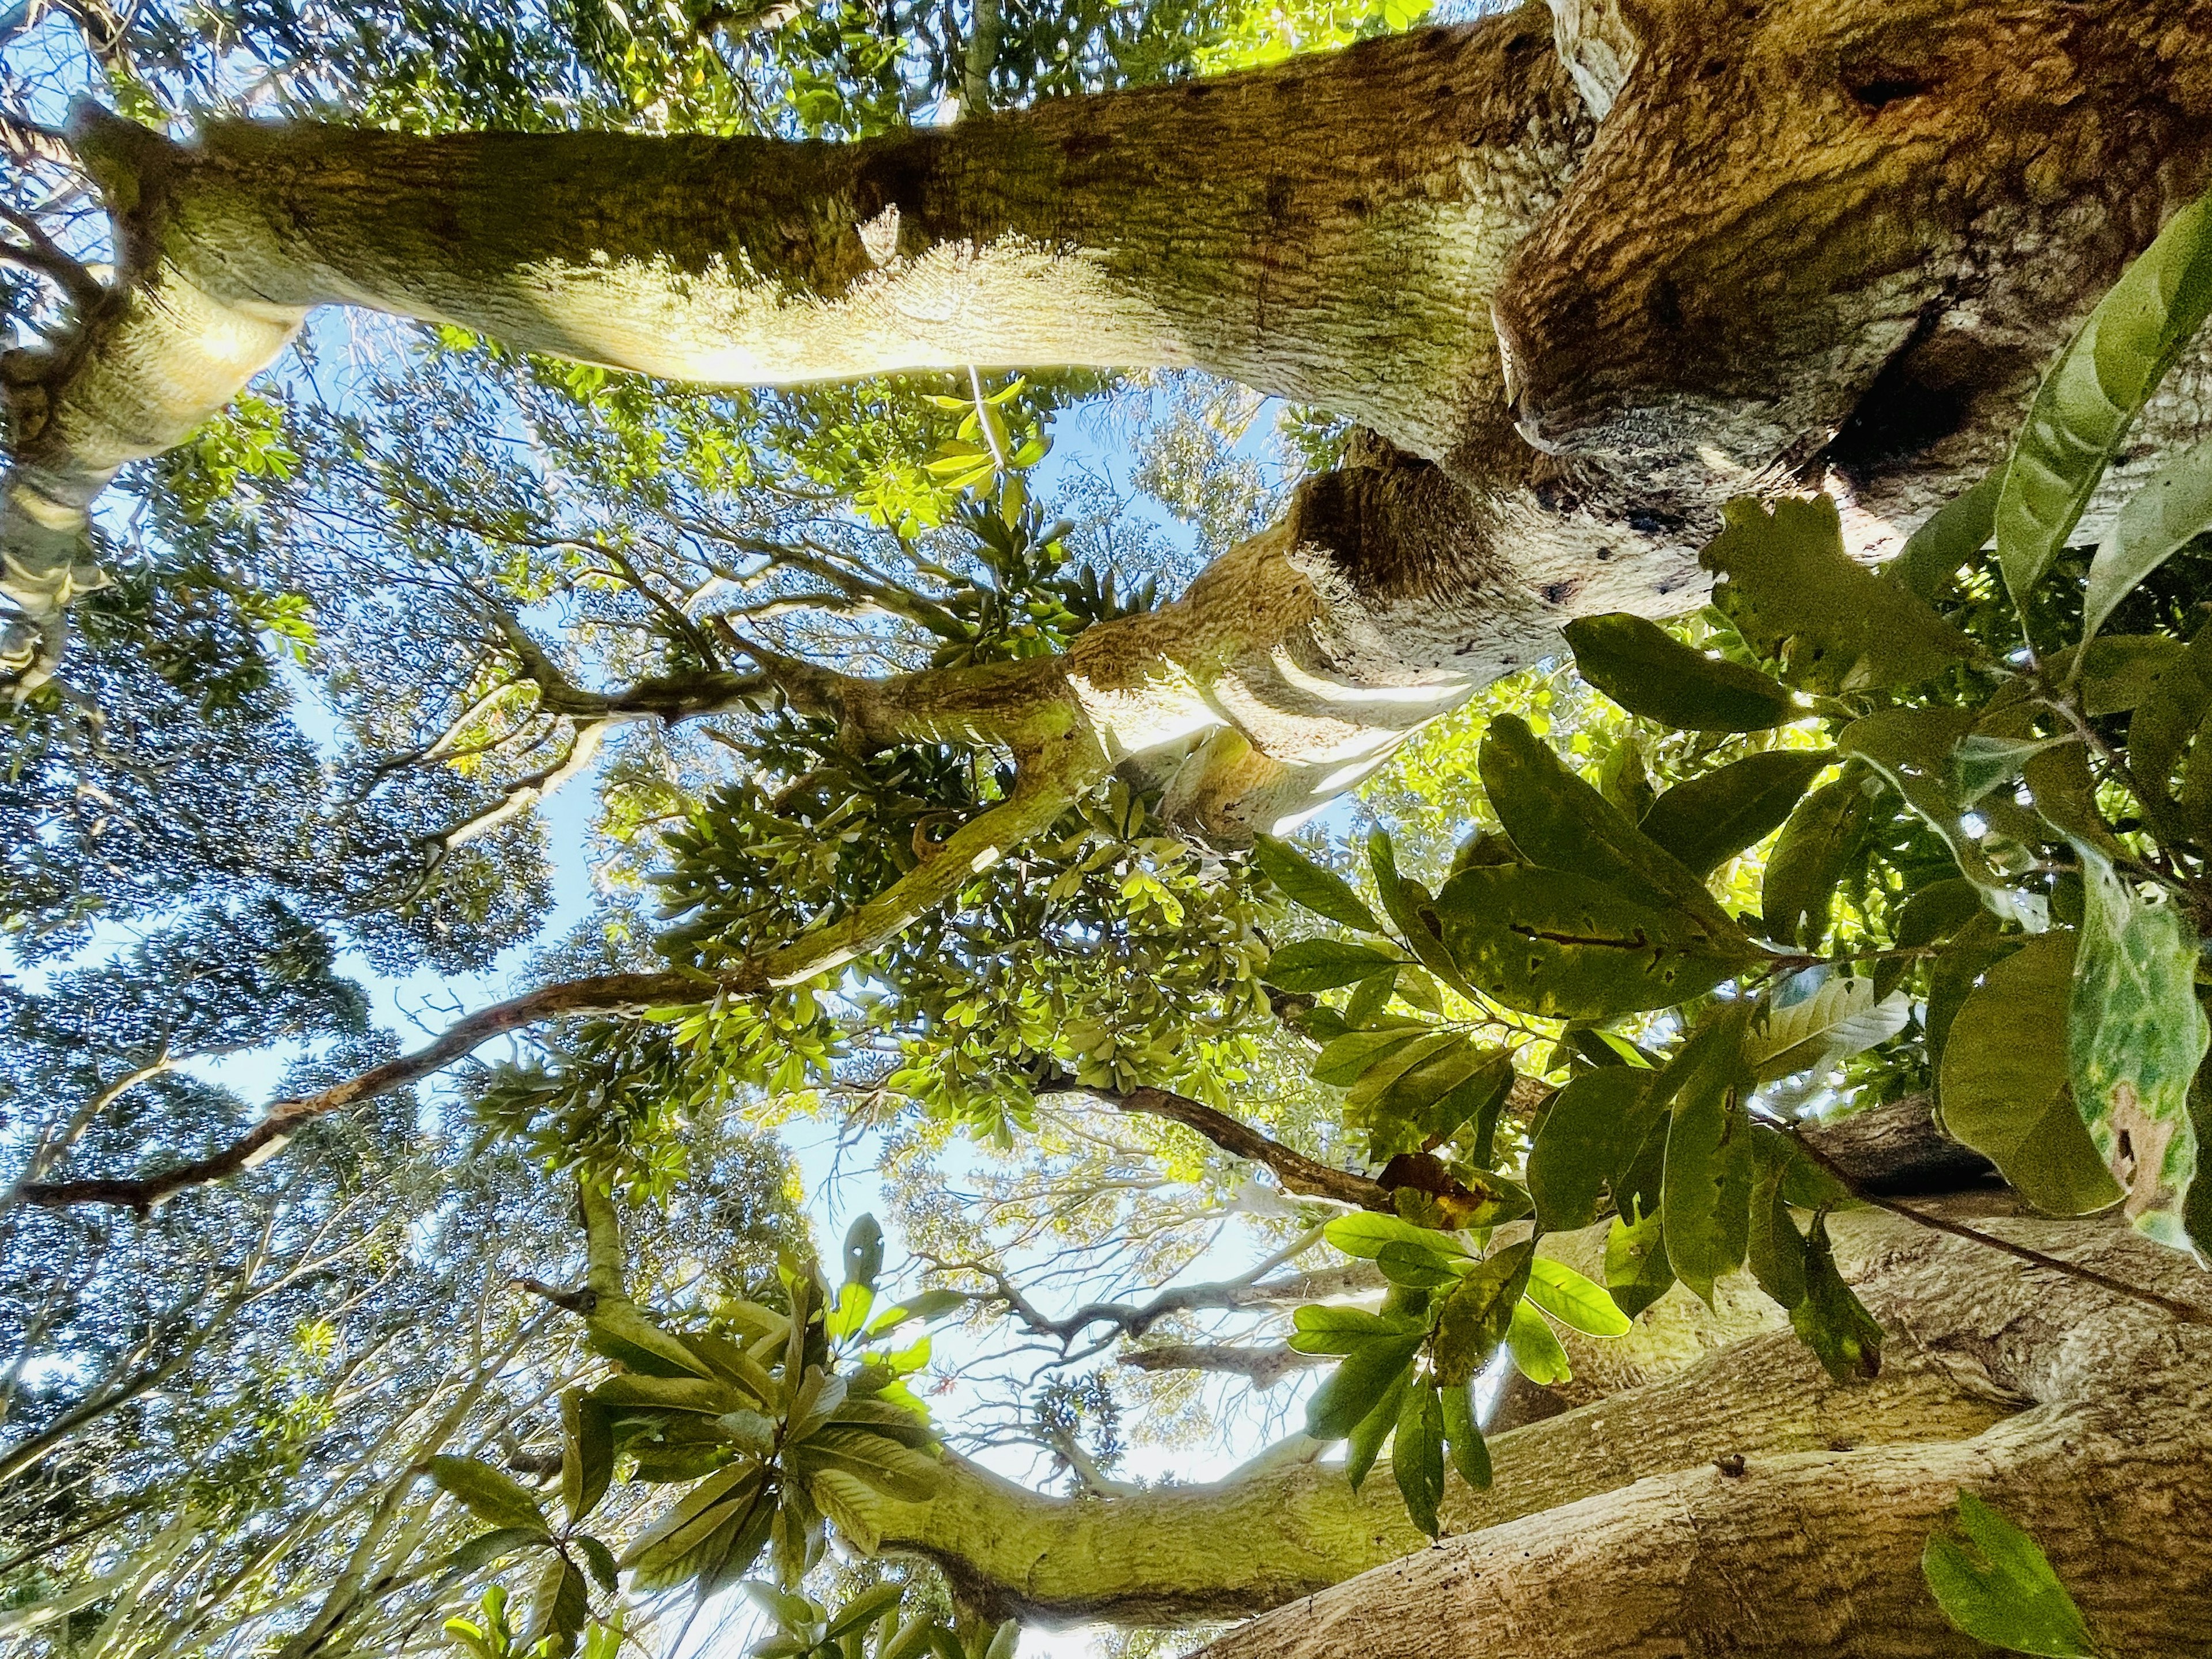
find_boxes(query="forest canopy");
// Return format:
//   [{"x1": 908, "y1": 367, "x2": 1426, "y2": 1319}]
[{"x1": 6, "y1": 0, "x2": 2212, "y2": 1656}]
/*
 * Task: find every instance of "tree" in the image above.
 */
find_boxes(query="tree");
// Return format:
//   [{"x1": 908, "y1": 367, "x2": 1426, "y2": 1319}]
[{"x1": 10, "y1": 0, "x2": 2212, "y2": 1656}]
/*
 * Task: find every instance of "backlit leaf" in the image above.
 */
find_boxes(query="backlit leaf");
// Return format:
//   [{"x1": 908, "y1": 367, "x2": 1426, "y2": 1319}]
[
  {"x1": 1432, "y1": 863, "x2": 1760, "y2": 1020},
  {"x1": 1391, "y1": 1384, "x2": 1446, "y2": 1538},
  {"x1": 1253, "y1": 834, "x2": 1384, "y2": 933},
  {"x1": 1527, "y1": 1066, "x2": 1660, "y2": 1232},
  {"x1": 1661, "y1": 1006, "x2": 1756, "y2": 1308},
  {"x1": 1504, "y1": 1300, "x2": 1571, "y2": 1385},
  {"x1": 1744, "y1": 972, "x2": 1910, "y2": 1084},
  {"x1": 2068, "y1": 843, "x2": 2208, "y2": 1252},
  {"x1": 1524, "y1": 1255, "x2": 1633, "y2": 1338},
  {"x1": 1639, "y1": 749, "x2": 1834, "y2": 878},
  {"x1": 426, "y1": 1456, "x2": 550, "y2": 1534},
  {"x1": 1704, "y1": 495, "x2": 1975, "y2": 692},
  {"x1": 1562, "y1": 613, "x2": 1796, "y2": 731},
  {"x1": 1263, "y1": 938, "x2": 1403, "y2": 993},
  {"x1": 1940, "y1": 931, "x2": 2123, "y2": 1216},
  {"x1": 1923, "y1": 1493, "x2": 2097, "y2": 1658},
  {"x1": 1997, "y1": 185, "x2": 2212, "y2": 605}
]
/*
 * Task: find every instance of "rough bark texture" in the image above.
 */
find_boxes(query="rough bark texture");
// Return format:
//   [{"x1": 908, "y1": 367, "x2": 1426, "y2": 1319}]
[
  {"x1": 840, "y1": 1198, "x2": 2212, "y2": 1643},
  {"x1": 13, "y1": 0, "x2": 2212, "y2": 733},
  {"x1": 1190, "y1": 1200, "x2": 2212, "y2": 1657}
]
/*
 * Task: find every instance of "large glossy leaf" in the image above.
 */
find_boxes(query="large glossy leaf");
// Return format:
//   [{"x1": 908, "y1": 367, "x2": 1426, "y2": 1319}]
[
  {"x1": 1505, "y1": 1300, "x2": 1571, "y2": 1384},
  {"x1": 1438, "y1": 1377, "x2": 1492, "y2": 1491},
  {"x1": 1744, "y1": 972, "x2": 1910, "y2": 1085},
  {"x1": 1343, "y1": 1368, "x2": 1411, "y2": 1493},
  {"x1": 586, "y1": 1302, "x2": 715, "y2": 1381},
  {"x1": 1787, "y1": 1212, "x2": 1883, "y2": 1382},
  {"x1": 1263, "y1": 938, "x2": 1403, "y2": 993},
  {"x1": 1524, "y1": 1255, "x2": 1631, "y2": 1338},
  {"x1": 1923, "y1": 1493, "x2": 2097, "y2": 1658},
  {"x1": 1432, "y1": 863, "x2": 1760, "y2": 1019},
  {"x1": 1478, "y1": 715, "x2": 1738, "y2": 934},
  {"x1": 1302, "y1": 1332, "x2": 1424, "y2": 1440},
  {"x1": 426, "y1": 1456, "x2": 551, "y2": 1533},
  {"x1": 1289, "y1": 1303, "x2": 1428, "y2": 1355},
  {"x1": 562, "y1": 1391, "x2": 614, "y2": 1527},
  {"x1": 1392, "y1": 1383, "x2": 1446, "y2": 1537},
  {"x1": 1745, "y1": 1129, "x2": 1808, "y2": 1313},
  {"x1": 1660, "y1": 1007, "x2": 1756, "y2": 1307},
  {"x1": 1885, "y1": 471, "x2": 1999, "y2": 601},
  {"x1": 1761, "y1": 772, "x2": 1876, "y2": 948},
  {"x1": 2081, "y1": 437, "x2": 2212, "y2": 642},
  {"x1": 525, "y1": 1555, "x2": 589, "y2": 1657},
  {"x1": 1368, "y1": 829, "x2": 1483, "y2": 1001},
  {"x1": 1253, "y1": 834, "x2": 1384, "y2": 934},
  {"x1": 1940, "y1": 931, "x2": 2123, "y2": 1216},
  {"x1": 1604, "y1": 1206, "x2": 1674, "y2": 1319},
  {"x1": 1431, "y1": 1241, "x2": 1532, "y2": 1385},
  {"x1": 1996, "y1": 187, "x2": 2212, "y2": 605},
  {"x1": 1322, "y1": 1211, "x2": 1471, "y2": 1261},
  {"x1": 2068, "y1": 843, "x2": 2208, "y2": 1252},
  {"x1": 1704, "y1": 495, "x2": 1975, "y2": 692},
  {"x1": 1526, "y1": 1067, "x2": 1660, "y2": 1232},
  {"x1": 1562, "y1": 613, "x2": 1796, "y2": 731},
  {"x1": 1639, "y1": 749, "x2": 1834, "y2": 878}
]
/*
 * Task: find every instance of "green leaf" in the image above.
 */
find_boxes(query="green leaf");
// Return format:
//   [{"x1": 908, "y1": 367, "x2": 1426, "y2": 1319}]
[
  {"x1": 1953, "y1": 734, "x2": 2069, "y2": 808},
  {"x1": 2068, "y1": 843, "x2": 2209, "y2": 1251},
  {"x1": 825, "y1": 1282, "x2": 876, "y2": 1343},
  {"x1": 1788, "y1": 1211, "x2": 1884, "y2": 1383},
  {"x1": 527, "y1": 1555, "x2": 591, "y2": 1657},
  {"x1": 1478, "y1": 715, "x2": 1740, "y2": 934},
  {"x1": 1524, "y1": 1255, "x2": 1633, "y2": 1338},
  {"x1": 1604, "y1": 1206, "x2": 1675, "y2": 1319},
  {"x1": 1321, "y1": 1211, "x2": 1471, "y2": 1261},
  {"x1": 1376, "y1": 1239, "x2": 1463, "y2": 1289},
  {"x1": 1704, "y1": 494, "x2": 1976, "y2": 692},
  {"x1": 1839, "y1": 707, "x2": 2017, "y2": 891},
  {"x1": 1253, "y1": 834, "x2": 1384, "y2": 933},
  {"x1": 1762, "y1": 772, "x2": 1877, "y2": 949},
  {"x1": 1343, "y1": 1367, "x2": 1412, "y2": 1493},
  {"x1": 1527, "y1": 1067, "x2": 1659, "y2": 1232},
  {"x1": 1302, "y1": 1333, "x2": 1424, "y2": 1441},
  {"x1": 843, "y1": 1215, "x2": 885, "y2": 1293},
  {"x1": 1639, "y1": 749, "x2": 1835, "y2": 878},
  {"x1": 1311, "y1": 1025, "x2": 1431, "y2": 1089},
  {"x1": 809, "y1": 1468, "x2": 889, "y2": 1554},
  {"x1": 1940, "y1": 930, "x2": 2124, "y2": 1216},
  {"x1": 1264, "y1": 938, "x2": 1404, "y2": 993},
  {"x1": 437, "y1": 1527, "x2": 555, "y2": 1581},
  {"x1": 1368, "y1": 829, "x2": 1483, "y2": 1001},
  {"x1": 1391, "y1": 1384, "x2": 1447, "y2": 1538},
  {"x1": 2082, "y1": 439, "x2": 2212, "y2": 642},
  {"x1": 572, "y1": 1535, "x2": 620, "y2": 1594},
  {"x1": 1437, "y1": 1375, "x2": 1492, "y2": 1490},
  {"x1": 1432, "y1": 863, "x2": 1761, "y2": 1020},
  {"x1": 1432, "y1": 1241, "x2": 1532, "y2": 1385},
  {"x1": 586, "y1": 1302, "x2": 715, "y2": 1381},
  {"x1": 427, "y1": 1456, "x2": 551, "y2": 1533},
  {"x1": 1342, "y1": 967, "x2": 1399, "y2": 1027},
  {"x1": 1504, "y1": 1299, "x2": 1571, "y2": 1384},
  {"x1": 823, "y1": 1582, "x2": 905, "y2": 1641},
  {"x1": 1886, "y1": 470, "x2": 1999, "y2": 601},
  {"x1": 863, "y1": 1288, "x2": 967, "y2": 1339},
  {"x1": 1997, "y1": 186, "x2": 2212, "y2": 605},
  {"x1": 1661, "y1": 1006, "x2": 1756, "y2": 1308},
  {"x1": 1562, "y1": 613, "x2": 1796, "y2": 731},
  {"x1": 1877, "y1": 876, "x2": 1988, "y2": 1001},
  {"x1": 562, "y1": 1392, "x2": 614, "y2": 1527},
  {"x1": 1744, "y1": 972, "x2": 1910, "y2": 1085},
  {"x1": 1923, "y1": 1493, "x2": 2098, "y2": 1658},
  {"x1": 1745, "y1": 1129, "x2": 1808, "y2": 1313}
]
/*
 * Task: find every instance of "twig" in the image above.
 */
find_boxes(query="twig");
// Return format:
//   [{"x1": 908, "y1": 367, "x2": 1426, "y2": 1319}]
[
  {"x1": 1785, "y1": 1126, "x2": 2212, "y2": 1328},
  {"x1": 1061, "y1": 1083, "x2": 1389, "y2": 1211}
]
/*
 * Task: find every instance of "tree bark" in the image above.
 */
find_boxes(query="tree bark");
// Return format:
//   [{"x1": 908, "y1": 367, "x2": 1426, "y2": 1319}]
[
  {"x1": 843, "y1": 1200, "x2": 2212, "y2": 1642},
  {"x1": 13, "y1": 0, "x2": 2212, "y2": 713}
]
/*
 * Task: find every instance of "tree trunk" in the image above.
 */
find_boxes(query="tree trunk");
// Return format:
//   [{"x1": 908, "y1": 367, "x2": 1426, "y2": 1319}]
[
  {"x1": 857, "y1": 1198, "x2": 2212, "y2": 1651},
  {"x1": 13, "y1": 0, "x2": 2212, "y2": 707}
]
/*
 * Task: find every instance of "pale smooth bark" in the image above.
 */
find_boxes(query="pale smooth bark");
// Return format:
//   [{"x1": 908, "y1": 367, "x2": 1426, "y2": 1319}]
[{"x1": 847, "y1": 1201, "x2": 2212, "y2": 1631}]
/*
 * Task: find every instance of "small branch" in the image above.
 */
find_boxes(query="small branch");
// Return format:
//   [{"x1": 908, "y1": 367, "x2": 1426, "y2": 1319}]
[
  {"x1": 0, "y1": 109, "x2": 78, "y2": 171},
  {"x1": 1782, "y1": 1123, "x2": 2212, "y2": 1328},
  {"x1": 1068, "y1": 1084, "x2": 1389, "y2": 1211},
  {"x1": 10, "y1": 971, "x2": 724, "y2": 1211},
  {"x1": 0, "y1": 201, "x2": 103, "y2": 309}
]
